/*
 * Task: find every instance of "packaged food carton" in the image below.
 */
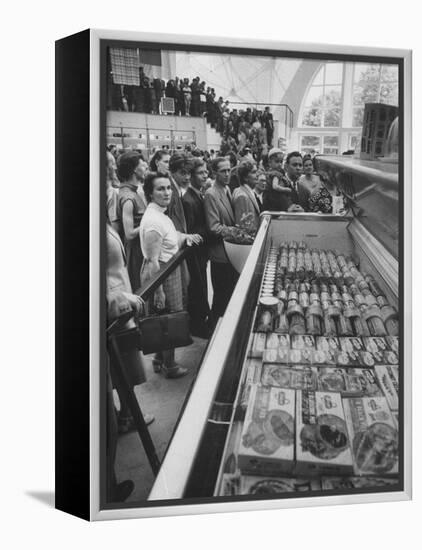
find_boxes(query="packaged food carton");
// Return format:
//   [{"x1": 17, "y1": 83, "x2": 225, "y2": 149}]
[
  {"x1": 317, "y1": 367, "x2": 382, "y2": 397},
  {"x1": 262, "y1": 347, "x2": 289, "y2": 364},
  {"x1": 343, "y1": 396, "x2": 399, "y2": 476},
  {"x1": 363, "y1": 337, "x2": 389, "y2": 354},
  {"x1": 316, "y1": 336, "x2": 340, "y2": 352},
  {"x1": 241, "y1": 475, "x2": 321, "y2": 495},
  {"x1": 311, "y1": 349, "x2": 336, "y2": 366},
  {"x1": 385, "y1": 336, "x2": 399, "y2": 353},
  {"x1": 261, "y1": 364, "x2": 318, "y2": 391},
  {"x1": 289, "y1": 349, "x2": 312, "y2": 365},
  {"x1": 383, "y1": 351, "x2": 399, "y2": 365},
  {"x1": 375, "y1": 365, "x2": 399, "y2": 411},
  {"x1": 291, "y1": 335, "x2": 315, "y2": 350},
  {"x1": 239, "y1": 359, "x2": 263, "y2": 410},
  {"x1": 266, "y1": 333, "x2": 290, "y2": 349},
  {"x1": 321, "y1": 476, "x2": 399, "y2": 490},
  {"x1": 296, "y1": 390, "x2": 354, "y2": 477},
  {"x1": 238, "y1": 385, "x2": 295, "y2": 475},
  {"x1": 339, "y1": 337, "x2": 364, "y2": 352},
  {"x1": 336, "y1": 350, "x2": 361, "y2": 367},
  {"x1": 249, "y1": 332, "x2": 267, "y2": 358}
]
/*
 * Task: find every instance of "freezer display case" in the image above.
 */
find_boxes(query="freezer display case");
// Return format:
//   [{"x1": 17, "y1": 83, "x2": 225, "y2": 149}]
[{"x1": 149, "y1": 202, "x2": 401, "y2": 502}]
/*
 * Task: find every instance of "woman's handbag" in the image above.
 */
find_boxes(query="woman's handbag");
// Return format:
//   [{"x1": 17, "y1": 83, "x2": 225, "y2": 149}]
[{"x1": 137, "y1": 310, "x2": 193, "y2": 354}]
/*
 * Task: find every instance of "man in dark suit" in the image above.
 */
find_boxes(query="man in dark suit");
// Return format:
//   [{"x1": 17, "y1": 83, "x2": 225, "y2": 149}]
[
  {"x1": 167, "y1": 153, "x2": 191, "y2": 307},
  {"x1": 232, "y1": 160, "x2": 261, "y2": 233},
  {"x1": 182, "y1": 158, "x2": 211, "y2": 338},
  {"x1": 282, "y1": 151, "x2": 310, "y2": 211},
  {"x1": 204, "y1": 157, "x2": 239, "y2": 326},
  {"x1": 262, "y1": 106, "x2": 274, "y2": 147},
  {"x1": 263, "y1": 149, "x2": 308, "y2": 212},
  {"x1": 168, "y1": 153, "x2": 189, "y2": 233}
]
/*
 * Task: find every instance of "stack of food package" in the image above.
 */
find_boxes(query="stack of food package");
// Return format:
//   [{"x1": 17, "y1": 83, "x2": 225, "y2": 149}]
[{"x1": 217, "y1": 243, "x2": 400, "y2": 497}]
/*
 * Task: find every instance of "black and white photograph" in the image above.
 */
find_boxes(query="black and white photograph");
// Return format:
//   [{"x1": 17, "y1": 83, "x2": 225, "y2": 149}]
[{"x1": 93, "y1": 32, "x2": 410, "y2": 518}]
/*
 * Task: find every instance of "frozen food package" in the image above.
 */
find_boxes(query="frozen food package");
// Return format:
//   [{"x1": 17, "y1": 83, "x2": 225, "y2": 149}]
[
  {"x1": 289, "y1": 348, "x2": 312, "y2": 365},
  {"x1": 266, "y1": 333, "x2": 290, "y2": 349},
  {"x1": 241, "y1": 475, "x2": 321, "y2": 495},
  {"x1": 316, "y1": 336, "x2": 340, "y2": 352},
  {"x1": 261, "y1": 364, "x2": 318, "y2": 391},
  {"x1": 363, "y1": 337, "x2": 389, "y2": 354},
  {"x1": 375, "y1": 365, "x2": 399, "y2": 411},
  {"x1": 295, "y1": 391, "x2": 354, "y2": 477},
  {"x1": 339, "y1": 337, "x2": 364, "y2": 352},
  {"x1": 336, "y1": 350, "x2": 361, "y2": 367},
  {"x1": 262, "y1": 347, "x2": 289, "y2": 364},
  {"x1": 291, "y1": 335, "x2": 315, "y2": 350},
  {"x1": 343, "y1": 396, "x2": 399, "y2": 476},
  {"x1": 311, "y1": 349, "x2": 336, "y2": 366},
  {"x1": 249, "y1": 332, "x2": 267, "y2": 358},
  {"x1": 238, "y1": 385, "x2": 295, "y2": 475},
  {"x1": 239, "y1": 359, "x2": 263, "y2": 410},
  {"x1": 383, "y1": 351, "x2": 399, "y2": 365},
  {"x1": 385, "y1": 336, "x2": 399, "y2": 353},
  {"x1": 317, "y1": 367, "x2": 382, "y2": 397},
  {"x1": 321, "y1": 476, "x2": 399, "y2": 490},
  {"x1": 217, "y1": 474, "x2": 242, "y2": 496}
]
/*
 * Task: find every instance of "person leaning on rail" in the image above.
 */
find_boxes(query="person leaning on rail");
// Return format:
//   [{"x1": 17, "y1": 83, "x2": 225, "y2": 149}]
[{"x1": 139, "y1": 172, "x2": 202, "y2": 379}]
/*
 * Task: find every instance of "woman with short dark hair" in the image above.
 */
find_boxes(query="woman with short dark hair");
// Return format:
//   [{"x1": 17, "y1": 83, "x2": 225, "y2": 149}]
[
  {"x1": 140, "y1": 172, "x2": 202, "y2": 378},
  {"x1": 117, "y1": 151, "x2": 148, "y2": 290}
]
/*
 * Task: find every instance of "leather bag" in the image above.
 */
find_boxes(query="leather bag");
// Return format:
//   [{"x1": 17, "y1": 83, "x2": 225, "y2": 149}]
[{"x1": 138, "y1": 310, "x2": 193, "y2": 354}]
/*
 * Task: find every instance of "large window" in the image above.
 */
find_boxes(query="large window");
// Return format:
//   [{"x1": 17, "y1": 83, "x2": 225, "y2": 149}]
[
  {"x1": 301, "y1": 63, "x2": 343, "y2": 128},
  {"x1": 300, "y1": 135, "x2": 339, "y2": 155},
  {"x1": 297, "y1": 61, "x2": 399, "y2": 155},
  {"x1": 352, "y1": 63, "x2": 399, "y2": 127}
]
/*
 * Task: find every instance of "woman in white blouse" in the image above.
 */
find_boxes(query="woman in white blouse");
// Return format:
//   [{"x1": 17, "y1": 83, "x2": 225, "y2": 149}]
[{"x1": 139, "y1": 172, "x2": 202, "y2": 378}]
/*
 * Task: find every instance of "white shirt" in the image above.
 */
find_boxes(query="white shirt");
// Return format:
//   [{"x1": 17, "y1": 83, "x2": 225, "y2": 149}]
[{"x1": 139, "y1": 202, "x2": 179, "y2": 263}]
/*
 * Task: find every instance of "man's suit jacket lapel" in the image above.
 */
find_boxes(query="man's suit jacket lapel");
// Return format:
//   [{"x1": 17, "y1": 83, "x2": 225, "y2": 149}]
[
  {"x1": 216, "y1": 184, "x2": 235, "y2": 224},
  {"x1": 169, "y1": 177, "x2": 187, "y2": 232}
]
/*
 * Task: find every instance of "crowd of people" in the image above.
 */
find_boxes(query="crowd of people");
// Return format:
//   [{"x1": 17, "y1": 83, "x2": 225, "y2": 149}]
[
  {"x1": 108, "y1": 71, "x2": 275, "y2": 158},
  {"x1": 105, "y1": 142, "x2": 333, "y2": 501}
]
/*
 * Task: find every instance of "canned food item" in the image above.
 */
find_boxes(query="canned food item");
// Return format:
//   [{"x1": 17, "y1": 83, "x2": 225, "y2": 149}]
[
  {"x1": 376, "y1": 295, "x2": 389, "y2": 308},
  {"x1": 256, "y1": 309, "x2": 274, "y2": 332},
  {"x1": 380, "y1": 306, "x2": 399, "y2": 336},
  {"x1": 274, "y1": 312, "x2": 289, "y2": 334},
  {"x1": 362, "y1": 306, "x2": 387, "y2": 337}
]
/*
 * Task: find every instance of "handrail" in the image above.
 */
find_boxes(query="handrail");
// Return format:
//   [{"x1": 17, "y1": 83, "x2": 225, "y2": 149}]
[{"x1": 135, "y1": 245, "x2": 195, "y2": 300}]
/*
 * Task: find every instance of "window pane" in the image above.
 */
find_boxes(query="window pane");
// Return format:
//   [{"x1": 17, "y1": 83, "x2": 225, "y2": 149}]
[
  {"x1": 302, "y1": 107, "x2": 322, "y2": 127},
  {"x1": 324, "y1": 86, "x2": 342, "y2": 109},
  {"x1": 352, "y1": 107, "x2": 364, "y2": 127},
  {"x1": 380, "y1": 64, "x2": 399, "y2": 83},
  {"x1": 301, "y1": 135, "x2": 321, "y2": 147},
  {"x1": 301, "y1": 135, "x2": 321, "y2": 155},
  {"x1": 325, "y1": 63, "x2": 343, "y2": 85},
  {"x1": 323, "y1": 136, "x2": 338, "y2": 147},
  {"x1": 304, "y1": 86, "x2": 325, "y2": 108},
  {"x1": 353, "y1": 63, "x2": 380, "y2": 85},
  {"x1": 323, "y1": 109, "x2": 341, "y2": 127},
  {"x1": 323, "y1": 145, "x2": 338, "y2": 155},
  {"x1": 312, "y1": 65, "x2": 324, "y2": 86},
  {"x1": 380, "y1": 84, "x2": 398, "y2": 106}
]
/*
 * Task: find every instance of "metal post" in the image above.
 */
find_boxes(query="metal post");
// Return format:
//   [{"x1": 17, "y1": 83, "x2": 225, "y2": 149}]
[{"x1": 108, "y1": 333, "x2": 161, "y2": 476}]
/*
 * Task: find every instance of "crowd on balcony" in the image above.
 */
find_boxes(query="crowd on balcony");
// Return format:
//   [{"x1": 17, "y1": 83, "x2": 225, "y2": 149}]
[{"x1": 107, "y1": 71, "x2": 275, "y2": 152}]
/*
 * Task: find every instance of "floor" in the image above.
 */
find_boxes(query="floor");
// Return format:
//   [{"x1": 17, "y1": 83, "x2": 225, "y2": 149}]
[{"x1": 115, "y1": 336, "x2": 209, "y2": 502}]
